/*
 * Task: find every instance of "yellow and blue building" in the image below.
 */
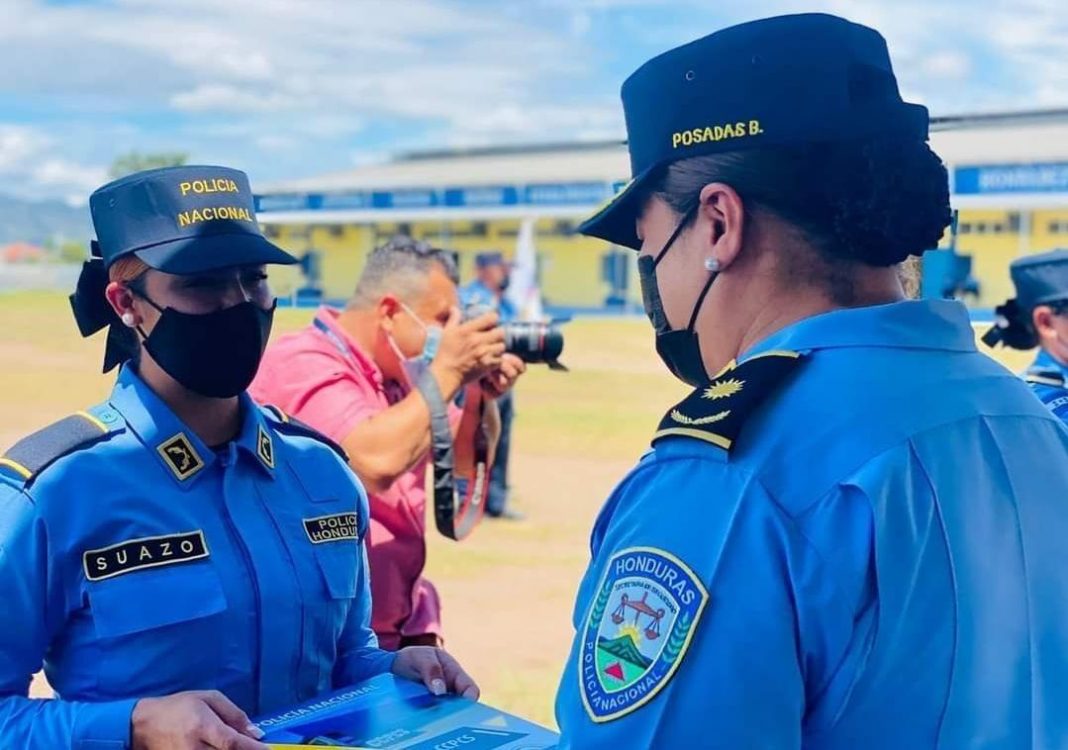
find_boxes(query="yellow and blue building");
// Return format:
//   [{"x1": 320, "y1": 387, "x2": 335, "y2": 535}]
[{"x1": 254, "y1": 110, "x2": 1068, "y2": 314}]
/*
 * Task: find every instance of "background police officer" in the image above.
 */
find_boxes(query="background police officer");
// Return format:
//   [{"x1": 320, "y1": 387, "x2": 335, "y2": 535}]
[
  {"x1": 984, "y1": 249, "x2": 1068, "y2": 423},
  {"x1": 554, "y1": 14, "x2": 1068, "y2": 748},
  {"x1": 0, "y1": 166, "x2": 477, "y2": 750}
]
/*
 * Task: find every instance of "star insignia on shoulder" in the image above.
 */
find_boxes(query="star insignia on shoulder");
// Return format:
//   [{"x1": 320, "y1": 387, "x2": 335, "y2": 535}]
[
  {"x1": 653, "y1": 350, "x2": 805, "y2": 452},
  {"x1": 703, "y1": 378, "x2": 744, "y2": 400}
]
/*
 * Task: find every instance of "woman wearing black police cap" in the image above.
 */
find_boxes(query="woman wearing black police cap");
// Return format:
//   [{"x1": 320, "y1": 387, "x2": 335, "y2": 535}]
[
  {"x1": 0, "y1": 165, "x2": 477, "y2": 750},
  {"x1": 984, "y1": 249, "x2": 1068, "y2": 424},
  {"x1": 555, "y1": 13, "x2": 1068, "y2": 749}
]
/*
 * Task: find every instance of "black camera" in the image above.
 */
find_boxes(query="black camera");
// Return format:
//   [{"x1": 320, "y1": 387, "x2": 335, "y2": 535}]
[
  {"x1": 464, "y1": 305, "x2": 567, "y2": 371},
  {"x1": 503, "y1": 320, "x2": 567, "y2": 371}
]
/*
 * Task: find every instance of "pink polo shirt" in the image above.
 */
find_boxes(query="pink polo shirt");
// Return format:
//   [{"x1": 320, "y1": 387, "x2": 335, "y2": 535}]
[{"x1": 249, "y1": 306, "x2": 442, "y2": 650}]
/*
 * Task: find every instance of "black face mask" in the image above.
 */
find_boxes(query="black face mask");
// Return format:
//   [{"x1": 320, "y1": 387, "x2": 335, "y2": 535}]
[
  {"x1": 134, "y1": 293, "x2": 275, "y2": 398},
  {"x1": 638, "y1": 208, "x2": 718, "y2": 387}
]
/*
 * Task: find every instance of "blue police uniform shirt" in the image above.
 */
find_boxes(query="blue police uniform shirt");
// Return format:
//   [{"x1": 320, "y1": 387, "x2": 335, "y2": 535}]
[
  {"x1": 555, "y1": 299, "x2": 1068, "y2": 749},
  {"x1": 460, "y1": 280, "x2": 516, "y2": 322},
  {"x1": 0, "y1": 365, "x2": 394, "y2": 750},
  {"x1": 1024, "y1": 348, "x2": 1068, "y2": 424}
]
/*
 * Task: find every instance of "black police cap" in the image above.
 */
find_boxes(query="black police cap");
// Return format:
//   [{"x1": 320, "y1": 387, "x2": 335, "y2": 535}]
[
  {"x1": 580, "y1": 13, "x2": 929, "y2": 250},
  {"x1": 1011, "y1": 249, "x2": 1068, "y2": 310}
]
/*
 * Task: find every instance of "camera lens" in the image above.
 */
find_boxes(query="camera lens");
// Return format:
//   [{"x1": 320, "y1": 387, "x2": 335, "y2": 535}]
[{"x1": 503, "y1": 322, "x2": 565, "y2": 369}]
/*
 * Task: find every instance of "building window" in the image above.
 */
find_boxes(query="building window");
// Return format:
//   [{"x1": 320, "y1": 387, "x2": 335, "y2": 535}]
[
  {"x1": 975, "y1": 223, "x2": 988, "y2": 235},
  {"x1": 1007, "y1": 213, "x2": 1021, "y2": 232},
  {"x1": 329, "y1": 225, "x2": 345, "y2": 238},
  {"x1": 959, "y1": 222, "x2": 973, "y2": 234}
]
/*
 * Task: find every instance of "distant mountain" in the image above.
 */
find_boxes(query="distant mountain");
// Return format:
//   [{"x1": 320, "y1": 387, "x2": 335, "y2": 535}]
[
  {"x1": 598, "y1": 634, "x2": 652, "y2": 669},
  {"x1": 0, "y1": 193, "x2": 90, "y2": 246}
]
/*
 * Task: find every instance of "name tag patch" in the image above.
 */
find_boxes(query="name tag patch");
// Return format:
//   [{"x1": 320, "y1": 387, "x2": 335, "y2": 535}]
[
  {"x1": 83, "y1": 531, "x2": 209, "y2": 582},
  {"x1": 304, "y1": 513, "x2": 358, "y2": 544}
]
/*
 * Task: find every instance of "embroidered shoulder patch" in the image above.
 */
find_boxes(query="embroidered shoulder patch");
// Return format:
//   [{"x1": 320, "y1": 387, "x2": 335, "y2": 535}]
[
  {"x1": 579, "y1": 547, "x2": 708, "y2": 722},
  {"x1": 653, "y1": 350, "x2": 804, "y2": 451}
]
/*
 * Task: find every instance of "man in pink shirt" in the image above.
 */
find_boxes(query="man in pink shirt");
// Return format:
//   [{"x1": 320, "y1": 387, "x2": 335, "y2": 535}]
[{"x1": 250, "y1": 236, "x2": 524, "y2": 649}]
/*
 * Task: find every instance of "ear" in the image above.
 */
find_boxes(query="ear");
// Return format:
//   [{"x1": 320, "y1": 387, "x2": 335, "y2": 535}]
[
  {"x1": 105, "y1": 281, "x2": 139, "y2": 327},
  {"x1": 1033, "y1": 305, "x2": 1057, "y2": 341},
  {"x1": 377, "y1": 294, "x2": 402, "y2": 333},
  {"x1": 696, "y1": 182, "x2": 746, "y2": 270}
]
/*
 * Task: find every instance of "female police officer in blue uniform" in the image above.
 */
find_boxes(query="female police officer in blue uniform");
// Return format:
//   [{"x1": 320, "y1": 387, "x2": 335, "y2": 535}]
[
  {"x1": 0, "y1": 166, "x2": 477, "y2": 750},
  {"x1": 984, "y1": 249, "x2": 1068, "y2": 424},
  {"x1": 555, "y1": 14, "x2": 1068, "y2": 749}
]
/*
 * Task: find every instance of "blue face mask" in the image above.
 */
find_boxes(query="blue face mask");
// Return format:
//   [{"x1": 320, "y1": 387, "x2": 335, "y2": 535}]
[{"x1": 389, "y1": 303, "x2": 443, "y2": 387}]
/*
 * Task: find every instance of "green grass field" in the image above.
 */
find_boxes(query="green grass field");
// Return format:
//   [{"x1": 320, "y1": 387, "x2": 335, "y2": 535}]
[{"x1": 0, "y1": 291, "x2": 1035, "y2": 727}]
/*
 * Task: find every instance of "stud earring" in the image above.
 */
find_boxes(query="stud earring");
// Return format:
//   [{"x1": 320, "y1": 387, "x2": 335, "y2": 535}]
[{"x1": 704, "y1": 257, "x2": 721, "y2": 272}]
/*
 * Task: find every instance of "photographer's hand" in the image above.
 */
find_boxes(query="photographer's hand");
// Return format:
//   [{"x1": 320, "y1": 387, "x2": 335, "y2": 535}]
[
  {"x1": 480, "y1": 353, "x2": 526, "y2": 399},
  {"x1": 429, "y1": 307, "x2": 505, "y2": 400}
]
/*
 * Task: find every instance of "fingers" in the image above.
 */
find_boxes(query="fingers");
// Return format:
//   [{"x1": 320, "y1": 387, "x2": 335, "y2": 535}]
[
  {"x1": 462, "y1": 311, "x2": 499, "y2": 331},
  {"x1": 444, "y1": 306, "x2": 463, "y2": 328},
  {"x1": 439, "y1": 650, "x2": 481, "y2": 701},
  {"x1": 197, "y1": 691, "x2": 263, "y2": 740},
  {"x1": 197, "y1": 711, "x2": 269, "y2": 750},
  {"x1": 419, "y1": 652, "x2": 448, "y2": 696},
  {"x1": 499, "y1": 354, "x2": 526, "y2": 379}
]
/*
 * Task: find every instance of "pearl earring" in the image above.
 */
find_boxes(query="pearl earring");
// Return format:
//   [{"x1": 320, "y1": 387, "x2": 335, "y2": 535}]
[
  {"x1": 121, "y1": 313, "x2": 136, "y2": 327},
  {"x1": 704, "y1": 257, "x2": 721, "y2": 272}
]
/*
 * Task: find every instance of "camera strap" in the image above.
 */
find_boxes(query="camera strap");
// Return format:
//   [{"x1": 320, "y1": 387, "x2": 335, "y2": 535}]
[{"x1": 416, "y1": 372, "x2": 490, "y2": 541}]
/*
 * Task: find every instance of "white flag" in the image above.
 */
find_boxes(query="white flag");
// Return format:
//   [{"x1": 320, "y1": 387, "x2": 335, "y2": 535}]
[{"x1": 505, "y1": 217, "x2": 545, "y2": 321}]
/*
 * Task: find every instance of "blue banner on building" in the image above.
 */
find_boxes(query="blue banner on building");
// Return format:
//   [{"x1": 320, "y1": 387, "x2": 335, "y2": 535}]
[
  {"x1": 955, "y1": 163, "x2": 1068, "y2": 195},
  {"x1": 254, "y1": 181, "x2": 621, "y2": 213}
]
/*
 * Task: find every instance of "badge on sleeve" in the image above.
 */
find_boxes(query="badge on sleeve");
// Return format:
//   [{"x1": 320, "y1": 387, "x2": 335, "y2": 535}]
[{"x1": 579, "y1": 547, "x2": 709, "y2": 722}]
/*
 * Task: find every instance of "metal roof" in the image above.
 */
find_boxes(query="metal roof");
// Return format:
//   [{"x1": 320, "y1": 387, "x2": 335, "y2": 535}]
[{"x1": 259, "y1": 109, "x2": 1068, "y2": 195}]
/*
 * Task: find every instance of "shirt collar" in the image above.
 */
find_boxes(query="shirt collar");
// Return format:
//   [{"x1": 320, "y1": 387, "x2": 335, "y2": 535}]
[
  {"x1": 313, "y1": 306, "x2": 384, "y2": 390},
  {"x1": 743, "y1": 299, "x2": 978, "y2": 359},
  {"x1": 109, "y1": 366, "x2": 275, "y2": 488},
  {"x1": 1032, "y1": 348, "x2": 1068, "y2": 376}
]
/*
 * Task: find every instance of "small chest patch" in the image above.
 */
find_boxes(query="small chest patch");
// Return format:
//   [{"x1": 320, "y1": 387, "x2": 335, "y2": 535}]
[
  {"x1": 303, "y1": 512, "x2": 359, "y2": 544},
  {"x1": 83, "y1": 531, "x2": 209, "y2": 582},
  {"x1": 579, "y1": 547, "x2": 708, "y2": 723}
]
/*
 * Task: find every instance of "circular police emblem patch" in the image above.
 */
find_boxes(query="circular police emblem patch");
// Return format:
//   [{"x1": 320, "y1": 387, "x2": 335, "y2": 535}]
[{"x1": 579, "y1": 547, "x2": 709, "y2": 722}]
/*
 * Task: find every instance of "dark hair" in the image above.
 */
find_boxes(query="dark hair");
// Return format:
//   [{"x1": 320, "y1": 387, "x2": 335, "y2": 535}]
[
  {"x1": 985, "y1": 298, "x2": 1068, "y2": 351},
  {"x1": 349, "y1": 234, "x2": 460, "y2": 308},
  {"x1": 650, "y1": 138, "x2": 952, "y2": 269}
]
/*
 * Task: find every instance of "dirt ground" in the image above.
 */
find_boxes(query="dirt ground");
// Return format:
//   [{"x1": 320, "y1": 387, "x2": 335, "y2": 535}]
[{"x1": 4, "y1": 292, "x2": 1032, "y2": 729}]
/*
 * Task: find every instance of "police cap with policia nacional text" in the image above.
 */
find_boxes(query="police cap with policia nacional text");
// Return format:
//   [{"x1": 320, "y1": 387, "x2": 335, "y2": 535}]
[
  {"x1": 71, "y1": 165, "x2": 297, "y2": 371},
  {"x1": 579, "y1": 13, "x2": 931, "y2": 250}
]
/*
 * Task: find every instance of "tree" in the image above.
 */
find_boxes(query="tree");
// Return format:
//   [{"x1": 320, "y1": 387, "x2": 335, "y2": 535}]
[{"x1": 108, "y1": 151, "x2": 189, "y2": 179}]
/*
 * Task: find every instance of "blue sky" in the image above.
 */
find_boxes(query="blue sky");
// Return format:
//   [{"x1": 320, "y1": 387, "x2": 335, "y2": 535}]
[{"x1": 1, "y1": 0, "x2": 1065, "y2": 204}]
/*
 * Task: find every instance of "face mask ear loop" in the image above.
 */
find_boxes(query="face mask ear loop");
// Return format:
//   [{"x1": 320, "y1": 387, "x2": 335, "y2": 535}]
[
  {"x1": 686, "y1": 270, "x2": 719, "y2": 332},
  {"x1": 652, "y1": 205, "x2": 698, "y2": 268}
]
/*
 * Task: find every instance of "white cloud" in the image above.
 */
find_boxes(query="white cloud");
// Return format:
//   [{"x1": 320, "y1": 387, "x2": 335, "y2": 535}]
[
  {"x1": 170, "y1": 84, "x2": 303, "y2": 113},
  {"x1": 922, "y1": 51, "x2": 972, "y2": 80},
  {"x1": 2, "y1": 0, "x2": 1068, "y2": 203},
  {"x1": 0, "y1": 124, "x2": 107, "y2": 202}
]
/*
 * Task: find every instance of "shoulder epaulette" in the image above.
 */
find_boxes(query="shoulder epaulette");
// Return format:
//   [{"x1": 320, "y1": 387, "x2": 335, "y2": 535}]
[
  {"x1": 0, "y1": 407, "x2": 123, "y2": 486},
  {"x1": 653, "y1": 350, "x2": 805, "y2": 451},
  {"x1": 261, "y1": 405, "x2": 349, "y2": 462},
  {"x1": 1025, "y1": 369, "x2": 1065, "y2": 388}
]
